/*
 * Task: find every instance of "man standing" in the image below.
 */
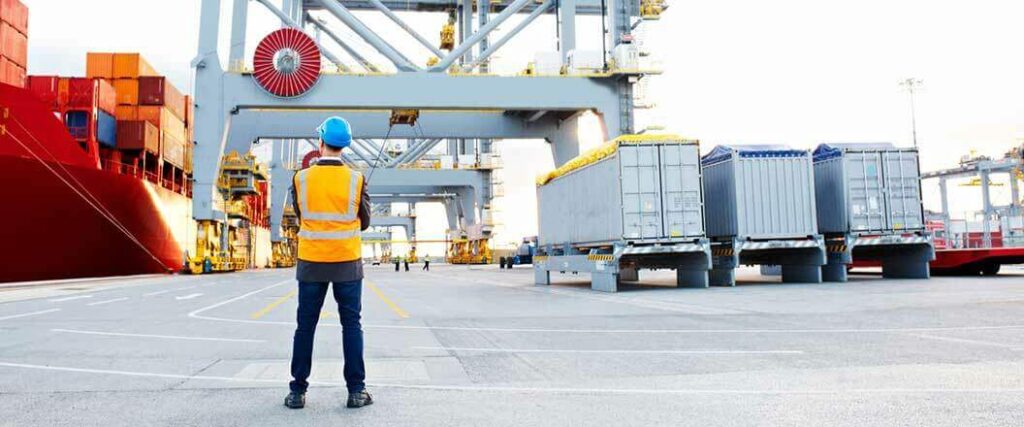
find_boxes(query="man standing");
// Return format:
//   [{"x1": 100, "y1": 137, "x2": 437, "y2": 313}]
[
  {"x1": 422, "y1": 255, "x2": 430, "y2": 271},
  {"x1": 285, "y1": 117, "x2": 373, "y2": 410}
]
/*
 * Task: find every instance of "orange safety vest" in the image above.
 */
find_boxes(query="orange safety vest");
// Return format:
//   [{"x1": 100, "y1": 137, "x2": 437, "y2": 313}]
[{"x1": 294, "y1": 164, "x2": 363, "y2": 262}]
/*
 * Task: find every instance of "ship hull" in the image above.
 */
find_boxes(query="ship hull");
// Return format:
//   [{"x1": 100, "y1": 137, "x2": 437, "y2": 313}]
[{"x1": 0, "y1": 154, "x2": 195, "y2": 282}]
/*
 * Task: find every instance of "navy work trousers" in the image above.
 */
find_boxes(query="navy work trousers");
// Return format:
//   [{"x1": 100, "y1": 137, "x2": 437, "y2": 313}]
[{"x1": 289, "y1": 280, "x2": 365, "y2": 394}]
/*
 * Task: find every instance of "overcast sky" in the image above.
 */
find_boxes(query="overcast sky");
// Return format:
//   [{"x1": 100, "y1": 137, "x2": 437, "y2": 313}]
[{"x1": 22, "y1": 0, "x2": 1024, "y2": 249}]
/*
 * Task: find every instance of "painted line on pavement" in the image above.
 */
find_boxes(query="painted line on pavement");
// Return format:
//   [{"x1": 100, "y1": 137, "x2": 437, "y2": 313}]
[
  {"x1": 187, "y1": 278, "x2": 1024, "y2": 335},
  {"x1": 144, "y1": 290, "x2": 172, "y2": 296},
  {"x1": 413, "y1": 346, "x2": 804, "y2": 355},
  {"x1": 250, "y1": 289, "x2": 297, "y2": 320},
  {"x1": 0, "y1": 308, "x2": 61, "y2": 321},
  {"x1": 87, "y1": 297, "x2": 129, "y2": 306},
  {"x1": 49, "y1": 295, "x2": 93, "y2": 302},
  {"x1": 2, "y1": 361, "x2": 1024, "y2": 395},
  {"x1": 366, "y1": 280, "x2": 409, "y2": 319},
  {"x1": 51, "y1": 328, "x2": 265, "y2": 343},
  {"x1": 175, "y1": 293, "x2": 204, "y2": 301},
  {"x1": 908, "y1": 333, "x2": 1024, "y2": 350}
]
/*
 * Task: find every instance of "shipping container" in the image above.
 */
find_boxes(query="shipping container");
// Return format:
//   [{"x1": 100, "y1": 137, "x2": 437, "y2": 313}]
[
  {"x1": 1, "y1": 21, "x2": 28, "y2": 66},
  {"x1": 67, "y1": 78, "x2": 116, "y2": 114},
  {"x1": 96, "y1": 110, "x2": 117, "y2": 148},
  {"x1": 115, "y1": 105, "x2": 138, "y2": 121},
  {"x1": 537, "y1": 135, "x2": 704, "y2": 247},
  {"x1": 138, "y1": 105, "x2": 186, "y2": 143},
  {"x1": 138, "y1": 76, "x2": 186, "y2": 120},
  {"x1": 112, "y1": 53, "x2": 157, "y2": 79},
  {"x1": 0, "y1": 56, "x2": 23, "y2": 87},
  {"x1": 184, "y1": 141, "x2": 194, "y2": 174},
  {"x1": 113, "y1": 79, "x2": 138, "y2": 105},
  {"x1": 162, "y1": 132, "x2": 185, "y2": 168},
  {"x1": 86, "y1": 52, "x2": 114, "y2": 79},
  {"x1": 116, "y1": 120, "x2": 159, "y2": 153},
  {"x1": 813, "y1": 143, "x2": 926, "y2": 235},
  {"x1": 701, "y1": 145, "x2": 818, "y2": 240},
  {"x1": 184, "y1": 95, "x2": 193, "y2": 129},
  {"x1": 0, "y1": 0, "x2": 28, "y2": 35},
  {"x1": 25, "y1": 75, "x2": 72, "y2": 110}
]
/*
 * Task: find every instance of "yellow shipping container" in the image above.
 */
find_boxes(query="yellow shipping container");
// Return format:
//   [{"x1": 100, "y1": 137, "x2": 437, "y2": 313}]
[
  {"x1": 113, "y1": 79, "x2": 139, "y2": 105},
  {"x1": 138, "y1": 105, "x2": 186, "y2": 144},
  {"x1": 115, "y1": 105, "x2": 139, "y2": 121},
  {"x1": 86, "y1": 53, "x2": 114, "y2": 79},
  {"x1": 113, "y1": 53, "x2": 157, "y2": 79}
]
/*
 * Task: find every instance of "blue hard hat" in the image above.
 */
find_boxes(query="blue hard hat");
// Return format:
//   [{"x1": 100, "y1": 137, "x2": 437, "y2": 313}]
[{"x1": 317, "y1": 117, "x2": 353, "y2": 149}]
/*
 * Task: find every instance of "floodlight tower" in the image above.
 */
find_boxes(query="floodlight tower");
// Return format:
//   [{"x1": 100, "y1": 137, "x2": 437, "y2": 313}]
[{"x1": 899, "y1": 77, "x2": 923, "y2": 148}]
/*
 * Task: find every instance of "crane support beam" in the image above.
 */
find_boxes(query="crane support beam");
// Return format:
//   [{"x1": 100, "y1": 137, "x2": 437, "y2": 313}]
[
  {"x1": 314, "y1": 0, "x2": 420, "y2": 71},
  {"x1": 431, "y1": 0, "x2": 533, "y2": 71},
  {"x1": 300, "y1": 0, "x2": 607, "y2": 15},
  {"x1": 464, "y1": 0, "x2": 552, "y2": 72},
  {"x1": 365, "y1": 0, "x2": 445, "y2": 58},
  {"x1": 306, "y1": 16, "x2": 379, "y2": 72}
]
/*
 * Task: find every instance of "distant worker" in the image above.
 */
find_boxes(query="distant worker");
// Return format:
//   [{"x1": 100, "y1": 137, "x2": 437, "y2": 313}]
[
  {"x1": 285, "y1": 117, "x2": 373, "y2": 410},
  {"x1": 395, "y1": 258, "x2": 400, "y2": 272},
  {"x1": 404, "y1": 258, "x2": 410, "y2": 271},
  {"x1": 423, "y1": 255, "x2": 430, "y2": 271}
]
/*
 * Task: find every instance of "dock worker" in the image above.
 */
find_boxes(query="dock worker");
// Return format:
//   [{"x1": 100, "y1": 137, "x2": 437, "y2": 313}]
[
  {"x1": 285, "y1": 116, "x2": 373, "y2": 410},
  {"x1": 423, "y1": 255, "x2": 430, "y2": 271}
]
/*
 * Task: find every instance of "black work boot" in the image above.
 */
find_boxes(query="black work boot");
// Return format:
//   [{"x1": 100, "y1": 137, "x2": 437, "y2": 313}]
[
  {"x1": 346, "y1": 390, "x2": 373, "y2": 408},
  {"x1": 284, "y1": 391, "x2": 306, "y2": 409}
]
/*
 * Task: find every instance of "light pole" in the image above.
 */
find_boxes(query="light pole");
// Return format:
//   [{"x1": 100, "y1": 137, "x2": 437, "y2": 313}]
[{"x1": 899, "y1": 78, "x2": 923, "y2": 148}]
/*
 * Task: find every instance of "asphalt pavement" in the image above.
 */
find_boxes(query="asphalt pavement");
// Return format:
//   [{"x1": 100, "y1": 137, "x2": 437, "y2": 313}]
[{"x1": 1, "y1": 265, "x2": 1023, "y2": 426}]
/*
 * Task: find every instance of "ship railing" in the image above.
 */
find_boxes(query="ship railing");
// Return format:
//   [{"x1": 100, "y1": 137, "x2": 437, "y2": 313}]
[{"x1": 101, "y1": 159, "x2": 145, "y2": 179}]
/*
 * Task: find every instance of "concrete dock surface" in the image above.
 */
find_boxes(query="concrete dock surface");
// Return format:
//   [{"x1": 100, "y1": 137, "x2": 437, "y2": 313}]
[{"x1": 1, "y1": 265, "x2": 1023, "y2": 426}]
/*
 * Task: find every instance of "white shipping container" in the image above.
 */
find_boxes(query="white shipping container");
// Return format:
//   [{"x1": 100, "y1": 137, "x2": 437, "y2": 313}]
[
  {"x1": 533, "y1": 51, "x2": 562, "y2": 75},
  {"x1": 538, "y1": 136, "x2": 705, "y2": 247},
  {"x1": 440, "y1": 155, "x2": 454, "y2": 170},
  {"x1": 612, "y1": 43, "x2": 640, "y2": 70},
  {"x1": 701, "y1": 145, "x2": 818, "y2": 240},
  {"x1": 813, "y1": 143, "x2": 925, "y2": 235},
  {"x1": 567, "y1": 49, "x2": 604, "y2": 73}
]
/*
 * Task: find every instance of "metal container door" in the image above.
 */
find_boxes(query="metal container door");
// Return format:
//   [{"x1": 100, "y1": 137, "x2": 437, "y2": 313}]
[
  {"x1": 620, "y1": 144, "x2": 664, "y2": 240},
  {"x1": 883, "y1": 150, "x2": 924, "y2": 231},
  {"x1": 660, "y1": 143, "x2": 704, "y2": 238},
  {"x1": 846, "y1": 151, "x2": 887, "y2": 232}
]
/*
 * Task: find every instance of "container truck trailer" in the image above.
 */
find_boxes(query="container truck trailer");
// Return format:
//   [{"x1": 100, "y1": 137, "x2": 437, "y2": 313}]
[{"x1": 534, "y1": 135, "x2": 711, "y2": 292}]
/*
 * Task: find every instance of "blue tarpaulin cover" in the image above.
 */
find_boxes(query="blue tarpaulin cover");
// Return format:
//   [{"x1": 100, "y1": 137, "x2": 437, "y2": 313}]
[
  {"x1": 812, "y1": 143, "x2": 902, "y2": 162},
  {"x1": 701, "y1": 144, "x2": 808, "y2": 166}
]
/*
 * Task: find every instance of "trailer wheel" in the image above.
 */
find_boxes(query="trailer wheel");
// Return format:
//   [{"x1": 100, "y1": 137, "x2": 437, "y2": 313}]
[{"x1": 981, "y1": 263, "x2": 1001, "y2": 276}]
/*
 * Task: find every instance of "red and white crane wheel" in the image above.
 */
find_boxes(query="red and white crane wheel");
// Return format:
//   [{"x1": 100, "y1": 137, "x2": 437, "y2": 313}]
[{"x1": 253, "y1": 28, "x2": 321, "y2": 98}]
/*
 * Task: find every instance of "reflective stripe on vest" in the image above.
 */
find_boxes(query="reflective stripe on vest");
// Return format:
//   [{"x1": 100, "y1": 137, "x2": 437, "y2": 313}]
[{"x1": 295, "y1": 165, "x2": 363, "y2": 263}]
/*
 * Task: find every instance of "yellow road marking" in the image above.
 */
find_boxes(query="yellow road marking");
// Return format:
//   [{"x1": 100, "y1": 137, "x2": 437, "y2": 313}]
[
  {"x1": 320, "y1": 310, "x2": 337, "y2": 320},
  {"x1": 366, "y1": 281, "x2": 409, "y2": 319},
  {"x1": 250, "y1": 289, "x2": 297, "y2": 320}
]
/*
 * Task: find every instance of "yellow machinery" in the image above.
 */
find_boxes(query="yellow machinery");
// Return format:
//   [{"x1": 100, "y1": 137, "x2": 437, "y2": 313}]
[
  {"x1": 447, "y1": 238, "x2": 492, "y2": 264},
  {"x1": 407, "y1": 247, "x2": 419, "y2": 264},
  {"x1": 440, "y1": 11, "x2": 456, "y2": 51},
  {"x1": 187, "y1": 151, "x2": 267, "y2": 274},
  {"x1": 271, "y1": 205, "x2": 299, "y2": 268},
  {"x1": 640, "y1": 0, "x2": 665, "y2": 19}
]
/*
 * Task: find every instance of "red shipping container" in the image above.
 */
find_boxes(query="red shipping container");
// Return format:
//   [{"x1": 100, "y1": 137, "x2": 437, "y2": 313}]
[
  {"x1": 138, "y1": 76, "x2": 186, "y2": 120},
  {"x1": 2, "y1": 58, "x2": 23, "y2": 87},
  {"x1": 117, "y1": 120, "x2": 160, "y2": 154},
  {"x1": 27, "y1": 75, "x2": 65, "y2": 109},
  {"x1": 67, "y1": 78, "x2": 117, "y2": 114},
  {"x1": 0, "y1": 22, "x2": 26, "y2": 66},
  {"x1": 0, "y1": 0, "x2": 28, "y2": 35}
]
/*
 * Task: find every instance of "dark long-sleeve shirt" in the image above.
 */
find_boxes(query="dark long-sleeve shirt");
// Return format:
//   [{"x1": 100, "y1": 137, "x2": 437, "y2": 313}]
[{"x1": 291, "y1": 157, "x2": 371, "y2": 282}]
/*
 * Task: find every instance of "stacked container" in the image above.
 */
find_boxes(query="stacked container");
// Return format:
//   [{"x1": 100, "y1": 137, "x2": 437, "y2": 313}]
[
  {"x1": 0, "y1": 0, "x2": 29, "y2": 87},
  {"x1": 26, "y1": 76, "x2": 118, "y2": 149},
  {"x1": 87, "y1": 52, "x2": 190, "y2": 172}
]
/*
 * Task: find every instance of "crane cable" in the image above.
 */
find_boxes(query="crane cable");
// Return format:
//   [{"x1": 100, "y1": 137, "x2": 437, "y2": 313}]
[
  {"x1": 364, "y1": 124, "x2": 394, "y2": 183},
  {"x1": 7, "y1": 117, "x2": 173, "y2": 272}
]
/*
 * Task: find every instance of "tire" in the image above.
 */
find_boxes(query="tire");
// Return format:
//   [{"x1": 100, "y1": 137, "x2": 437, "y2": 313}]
[{"x1": 981, "y1": 263, "x2": 1001, "y2": 276}]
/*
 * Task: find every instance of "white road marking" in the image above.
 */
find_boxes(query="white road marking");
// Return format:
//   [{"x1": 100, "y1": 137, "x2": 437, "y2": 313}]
[
  {"x1": 87, "y1": 297, "x2": 129, "y2": 306},
  {"x1": 413, "y1": 346, "x2": 804, "y2": 355},
  {"x1": 2, "y1": 361, "x2": 1024, "y2": 395},
  {"x1": 49, "y1": 295, "x2": 93, "y2": 302},
  {"x1": 187, "y1": 277, "x2": 1024, "y2": 336},
  {"x1": 0, "y1": 308, "x2": 61, "y2": 321},
  {"x1": 175, "y1": 293, "x2": 204, "y2": 301},
  {"x1": 51, "y1": 328, "x2": 265, "y2": 343},
  {"x1": 908, "y1": 333, "x2": 1024, "y2": 350},
  {"x1": 144, "y1": 290, "x2": 171, "y2": 296}
]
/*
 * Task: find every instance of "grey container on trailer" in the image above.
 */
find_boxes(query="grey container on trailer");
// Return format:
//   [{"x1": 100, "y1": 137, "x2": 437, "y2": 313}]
[
  {"x1": 813, "y1": 143, "x2": 925, "y2": 235},
  {"x1": 701, "y1": 145, "x2": 818, "y2": 240},
  {"x1": 537, "y1": 137, "x2": 705, "y2": 247}
]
